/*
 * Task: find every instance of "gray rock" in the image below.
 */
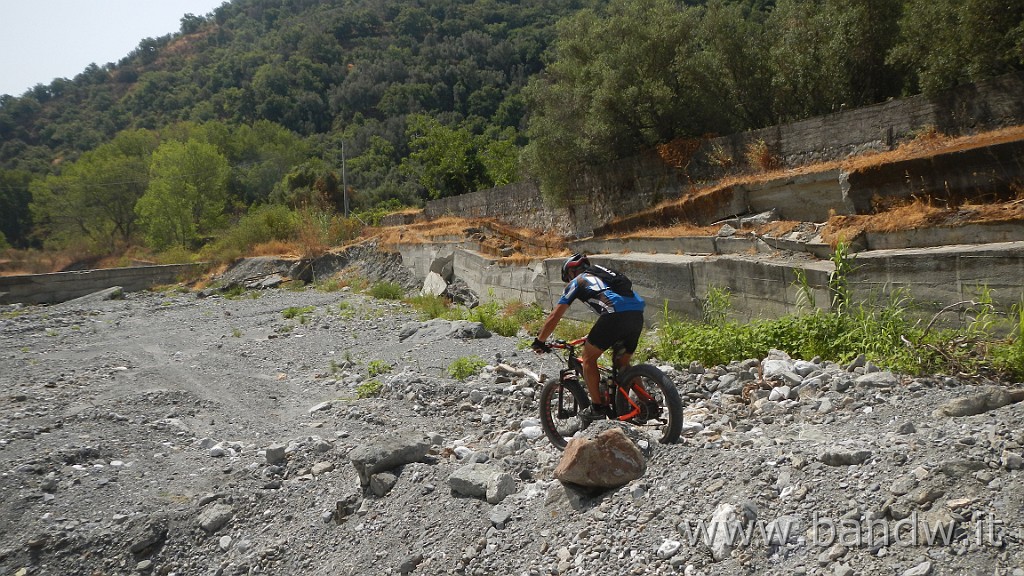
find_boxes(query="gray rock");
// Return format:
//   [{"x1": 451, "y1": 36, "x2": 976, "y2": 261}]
[
  {"x1": 449, "y1": 463, "x2": 516, "y2": 504},
  {"x1": 126, "y1": 514, "x2": 168, "y2": 554},
  {"x1": 311, "y1": 461, "x2": 335, "y2": 475},
  {"x1": 935, "y1": 460, "x2": 987, "y2": 478},
  {"x1": 369, "y1": 471, "x2": 398, "y2": 497},
  {"x1": 349, "y1": 431, "x2": 430, "y2": 487},
  {"x1": 890, "y1": 475, "x2": 918, "y2": 496},
  {"x1": 897, "y1": 422, "x2": 917, "y2": 435},
  {"x1": 198, "y1": 503, "x2": 235, "y2": 534},
  {"x1": 1001, "y1": 450, "x2": 1024, "y2": 470},
  {"x1": 398, "y1": 553, "x2": 424, "y2": 575},
  {"x1": 421, "y1": 271, "x2": 448, "y2": 297},
  {"x1": 398, "y1": 319, "x2": 491, "y2": 343},
  {"x1": 855, "y1": 371, "x2": 898, "y2": 388},
  {"x1": 544, "y1": 481, "x2": 591, "y2": 514},
  {"x1": 821, "y1": 449, "x2": 873, "y2": 466},
  {"x1": 834, "y1": 564, "x2": 854, "y2": 576},
  {"x1": 708, "y1": 503, "x2": 743, "y2": 561},
  {"x1": 489, "y1": 506, "x2": 513, "y2": 529},
  {"x1": 902, "y1": 561, "x2": 932, "y2": 576},
  {"x1": 933, "y1": 387, "x2": 1024, "y2": 417}
]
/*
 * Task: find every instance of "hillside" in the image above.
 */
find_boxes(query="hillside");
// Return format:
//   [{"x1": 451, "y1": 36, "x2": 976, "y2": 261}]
[{"x1": 2, "y1": 0, "x2": 1022, "y2": 257}]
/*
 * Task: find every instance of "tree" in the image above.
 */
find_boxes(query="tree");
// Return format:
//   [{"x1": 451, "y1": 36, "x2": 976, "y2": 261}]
[
  {"x1": 400, "y1": 114, "x2": 485, "y2": 199},
  {"x1": 889, "y1": 0, "x2": 1024, "y2": 94},
  {"x1": 695, "y1": 0, "x2": 775, "y2": 129},
  {"x1": 478, "y1": 127, "x2": 521, "y2": 187},
  {"x1": 136, "y1": 139, "x2": 230, "y2": 250},
  {"x1": 523, "y1": 0, "x2": 704, "y2": 202},
  {"x1": 272, "y1": 158, "x2": 343, "y2": 211},
  {"x1": 0, "y1": 169, "x2": 33, "y2": 248},
  {"x1": 29, "y1": 129, "x2": 158, "y2": 250}
]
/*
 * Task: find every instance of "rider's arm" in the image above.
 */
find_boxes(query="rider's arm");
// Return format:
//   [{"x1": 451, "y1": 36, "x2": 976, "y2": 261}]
[{"x1": 537, "y1": 303, "x2": 570, "y2": 342}]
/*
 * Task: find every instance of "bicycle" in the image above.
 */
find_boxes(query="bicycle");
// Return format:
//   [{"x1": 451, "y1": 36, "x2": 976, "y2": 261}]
[{"x1": 537, "y1": 337, "x2": 684, "y2": 450}]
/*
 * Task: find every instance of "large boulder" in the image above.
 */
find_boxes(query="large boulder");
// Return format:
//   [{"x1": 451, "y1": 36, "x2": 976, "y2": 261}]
[{"x1": 554, "y1": 426, "x2": 647, "y2": 489}]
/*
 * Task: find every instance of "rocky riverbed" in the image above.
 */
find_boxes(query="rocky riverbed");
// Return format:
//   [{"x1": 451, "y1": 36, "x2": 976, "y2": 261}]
[{"x1": 2, "y1": 277, "x2": 1024, "y2": 576}]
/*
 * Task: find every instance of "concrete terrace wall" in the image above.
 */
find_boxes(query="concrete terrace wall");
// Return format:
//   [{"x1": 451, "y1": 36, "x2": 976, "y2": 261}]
[
  {"x1": 398, "y1": 243, "x2": 1024, "y2": 328},
  {"x1": 849, "y1": 242, "x2": 1024, "y2": 313},
  {"x1": 0, "y1": 264, "x2": 206, "y2": 305},
  {"x1": 424, "y1": 72, "x2": 1024, "y2": 237}
]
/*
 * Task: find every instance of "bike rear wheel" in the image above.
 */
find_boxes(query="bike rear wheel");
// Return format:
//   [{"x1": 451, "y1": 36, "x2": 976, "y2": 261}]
[
  {"x1": 612, "y1": 364, "x2": 684, "y2": 444},
  {"x1": 538, "y1": 378, "x2": 589, "y2": 450}
]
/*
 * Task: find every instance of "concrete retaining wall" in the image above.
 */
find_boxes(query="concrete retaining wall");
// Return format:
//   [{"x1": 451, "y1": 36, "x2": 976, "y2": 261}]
[
  {"x1": 0, "y1": 263, "x2": 206, "y2": 305},
  {"x1": 399, "y1": 242, "x2": 1024, "y2": 329},
  {"x1": 849, "y1": 242, "x2": 1024, "y2": 314}
]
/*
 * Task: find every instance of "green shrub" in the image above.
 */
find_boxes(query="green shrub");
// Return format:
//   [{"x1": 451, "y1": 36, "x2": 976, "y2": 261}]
[
  {"x1": 315, "y1": 276, "x2": 346, "y2": 292},
  {"x1": 652, "y1": 282, "x2": 1024, "y2": 379},
  {"x1": 448, "y1": 356, "x2": 487, "y2": 380},
  {"x1": 406, "y1": 294, "x2": 452, "y2": 319},
  {"x1": 204, "y1": 204, "x2": 297, "y2": 263}
]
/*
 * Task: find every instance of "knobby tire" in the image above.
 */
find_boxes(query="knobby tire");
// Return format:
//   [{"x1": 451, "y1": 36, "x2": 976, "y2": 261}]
[
  {"x1": 612, "y1": 364, "x2": 684, "y2": 445},
  {"x1": 538, "y1": 378, "x2": 589, "y2": 450}
]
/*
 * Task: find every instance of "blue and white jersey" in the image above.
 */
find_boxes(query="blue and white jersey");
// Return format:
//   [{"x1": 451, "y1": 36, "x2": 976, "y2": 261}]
[{"x1": 557, "y1": 272, "x2": 645, "y2": 315}]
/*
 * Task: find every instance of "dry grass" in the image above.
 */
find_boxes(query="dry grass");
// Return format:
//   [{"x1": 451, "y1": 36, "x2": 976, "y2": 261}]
[
  {"x1": 821, "y1": 197, "x2": 1024, "y2": 245},
  {"x1": 250, "y1": 240, "x2": 301, "y2": 258},
  {"x1": 371, "y1": 216, "x2": 569, "y2": 261},
  {"x1": 597, "y1": 125, "x2": 1024, "y2": 241}
]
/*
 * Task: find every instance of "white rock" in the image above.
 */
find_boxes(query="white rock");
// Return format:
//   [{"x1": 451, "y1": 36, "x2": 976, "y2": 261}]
[{"x1": 657, "y1": 539, "x2": 681, "y2": 559}]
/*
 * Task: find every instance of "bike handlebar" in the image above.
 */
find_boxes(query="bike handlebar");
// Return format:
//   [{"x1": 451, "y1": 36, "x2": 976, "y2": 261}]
[{"x1": 546, "y1": 337, "x2": 586, "y2": 350}]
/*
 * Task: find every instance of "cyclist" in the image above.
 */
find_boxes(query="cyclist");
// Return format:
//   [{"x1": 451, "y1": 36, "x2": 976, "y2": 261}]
[{"x1": 532, "y1": 253, "x2": 645, "y2": 420}]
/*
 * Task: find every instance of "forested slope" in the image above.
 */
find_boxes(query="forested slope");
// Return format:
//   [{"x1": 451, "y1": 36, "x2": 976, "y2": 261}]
[{"x1": 0, "y1": 0, "x2": 1020, "y2": 260}]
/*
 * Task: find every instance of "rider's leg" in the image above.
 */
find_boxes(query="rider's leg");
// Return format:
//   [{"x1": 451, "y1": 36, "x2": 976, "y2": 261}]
[
  {"x1": 613, "y1": 350, "x2": 633, "y2": 371},
  {"x1": 581, "y1": 341, "x2": 607, "y2": 405}
]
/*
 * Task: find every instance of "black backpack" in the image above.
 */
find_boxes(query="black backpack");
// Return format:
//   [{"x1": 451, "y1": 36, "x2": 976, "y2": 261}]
[{"x1": 586, "y1": 264, "x2": 634, "y2": 297}]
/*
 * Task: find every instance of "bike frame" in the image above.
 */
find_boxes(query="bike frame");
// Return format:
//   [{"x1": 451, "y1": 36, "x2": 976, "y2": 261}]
[{"x1": 548, "y1": 337, "x2": 657, "y2": 421}]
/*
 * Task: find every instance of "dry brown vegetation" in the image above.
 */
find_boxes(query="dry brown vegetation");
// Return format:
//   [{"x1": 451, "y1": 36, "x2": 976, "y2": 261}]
[{"x1": 594, "y1": 125, "x2": 1024, "y2": 245}]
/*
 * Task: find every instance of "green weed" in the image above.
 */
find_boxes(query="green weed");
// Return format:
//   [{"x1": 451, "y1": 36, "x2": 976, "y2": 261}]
[
  {"x1": 282, "y1": 305, "x2": 315, "y2": 320},
  {"x1": 356, "y1": 379, "x2": 383, "y2": 399},
  {"x1": 367, "y1": 360, "x2": 392, "y2": 377},
  {"x1": 370, "y1": 281, "x2": 405, "y2": 300},
  {"x1": 448, "y1": 356, "x2": 487, "y2": 380}
]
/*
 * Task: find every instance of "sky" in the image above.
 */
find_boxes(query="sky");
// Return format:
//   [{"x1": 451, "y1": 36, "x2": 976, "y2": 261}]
[{"x1": 0, "y1": 1, "x2": 227, "y2": 97}]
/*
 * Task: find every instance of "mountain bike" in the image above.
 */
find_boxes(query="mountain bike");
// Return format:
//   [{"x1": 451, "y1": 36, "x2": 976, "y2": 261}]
[{"x1": 537, "y1": 337, "x2": 683, "y2": 450}]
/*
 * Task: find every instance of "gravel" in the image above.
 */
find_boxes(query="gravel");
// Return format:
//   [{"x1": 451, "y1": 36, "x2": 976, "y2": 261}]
[{"x1": 2, "y1": 273, "x2": 1024, "y2": 576}]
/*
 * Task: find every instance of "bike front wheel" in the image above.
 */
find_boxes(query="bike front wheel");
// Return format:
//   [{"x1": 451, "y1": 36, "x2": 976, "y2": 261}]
[
  {"x1": 612, "y1": 364, "x2": 684, "y2": 444},
  {"x1": 538, "y1": 378, "x2": 589, "y2": 450}
]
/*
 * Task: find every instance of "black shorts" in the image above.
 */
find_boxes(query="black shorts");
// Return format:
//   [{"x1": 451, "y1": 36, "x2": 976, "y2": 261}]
[{"x1": 587, "y1": 311, "x2": 644, "y2": 353}]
